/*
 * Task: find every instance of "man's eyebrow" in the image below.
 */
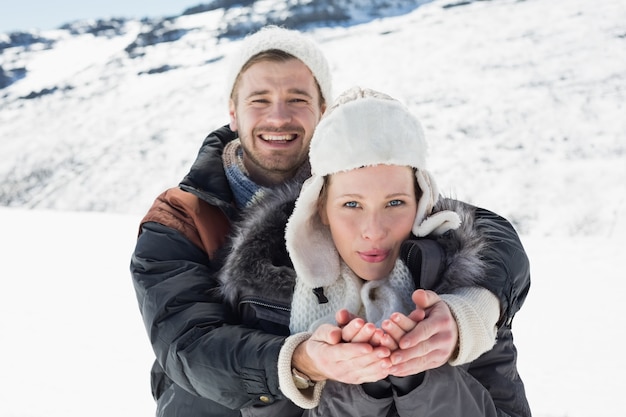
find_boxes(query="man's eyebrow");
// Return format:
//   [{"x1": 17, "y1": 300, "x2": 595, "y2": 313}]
[
  {"x1": 245, "y1": 89, "x2": 270, "y2": 98},
  {"x1": 244, "y1": 88, "x2": 314, "y2": 99},
  {"x1": 288, "y1": 88, "x2": 314, "y2": 98}
]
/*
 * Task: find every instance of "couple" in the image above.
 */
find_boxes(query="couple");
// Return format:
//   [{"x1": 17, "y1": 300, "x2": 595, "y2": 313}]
[{"x1": 130, "y1": 26, "x2": 531, "y2": 416}]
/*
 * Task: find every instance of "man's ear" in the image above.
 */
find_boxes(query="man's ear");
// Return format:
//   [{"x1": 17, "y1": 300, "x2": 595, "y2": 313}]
[{"x1": 228, "y1": 99, "x2": 238, "y2": 131}]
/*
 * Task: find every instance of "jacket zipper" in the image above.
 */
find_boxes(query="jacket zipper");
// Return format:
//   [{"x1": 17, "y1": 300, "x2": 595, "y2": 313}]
[{"x1": 239, "y1": 298, "x2": 291, "y2": 312}]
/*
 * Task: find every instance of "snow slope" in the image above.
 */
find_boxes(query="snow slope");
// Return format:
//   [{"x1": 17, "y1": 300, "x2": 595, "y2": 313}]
[{"x1": 1, "y1": 0, "x2": 624, "y2": 236}]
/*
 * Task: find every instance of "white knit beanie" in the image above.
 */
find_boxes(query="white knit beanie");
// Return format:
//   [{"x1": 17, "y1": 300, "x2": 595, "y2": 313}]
[
  {"x1": 226, "y1": 25, "x2": 332, "y2": 104},
  {"x1": 285, "y1": 87, "x2": 461, "y2": 288}
]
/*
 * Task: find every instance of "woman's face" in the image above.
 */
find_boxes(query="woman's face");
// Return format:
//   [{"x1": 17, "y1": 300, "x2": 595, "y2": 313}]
[{"x1": 319, "y1": 164, "x2": 418, "y2": 281}]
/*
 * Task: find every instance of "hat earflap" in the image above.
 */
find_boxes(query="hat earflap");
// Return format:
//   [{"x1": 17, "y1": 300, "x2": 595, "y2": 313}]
[
  {"x1": 413, "y1": 169, "x2": 462, "y2": 237},
  {"x1": 285, "y1": 175, "x2": 341, "y2": 288}
]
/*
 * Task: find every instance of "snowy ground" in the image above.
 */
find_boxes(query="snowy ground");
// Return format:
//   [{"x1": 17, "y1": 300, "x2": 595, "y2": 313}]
[{"x1": 1, "y1": 208, "x2": 624, "y2": 417}]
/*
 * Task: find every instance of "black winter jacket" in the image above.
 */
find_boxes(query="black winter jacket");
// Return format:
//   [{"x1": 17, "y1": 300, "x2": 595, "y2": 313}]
[{"x1": 130, "y1": 125, "x2": 531, "y2": 417}]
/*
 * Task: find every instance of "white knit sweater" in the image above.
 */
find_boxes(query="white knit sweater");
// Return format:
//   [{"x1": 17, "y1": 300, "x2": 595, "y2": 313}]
[{"x1": 289, "y1": 259, "x2": 415, "y2": 333}]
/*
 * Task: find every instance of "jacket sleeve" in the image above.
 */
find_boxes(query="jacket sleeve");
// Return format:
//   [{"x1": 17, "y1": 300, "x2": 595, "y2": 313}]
[
  {"x1": 464, "y1": 206, "x2": 532, "y2": 416},
  {"x1": 400, "y1": 203, "x2": 531, "y2": 416},
  {"x1": 466, "y1": 326, "x2": 532, "y2": 417},
  {"x1": 473, "y1": 207, "x2": 531, "y2": 327},
  {"x1": 406, "y1": 199, "x2": 531, "y2": 326},
  {"x1": 130, "y1": 220, "x2": 288, "y2": 409}
]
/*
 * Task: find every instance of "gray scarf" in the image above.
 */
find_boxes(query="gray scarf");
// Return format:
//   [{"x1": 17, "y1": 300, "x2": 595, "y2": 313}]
[{"x1": 222, "y1": 139, "x2": 311, "y2": 208}]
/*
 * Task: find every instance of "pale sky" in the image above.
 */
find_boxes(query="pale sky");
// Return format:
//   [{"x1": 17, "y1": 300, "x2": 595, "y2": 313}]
[{"x1": 0, "y1": 1, "x2": 203, "y2": 33}]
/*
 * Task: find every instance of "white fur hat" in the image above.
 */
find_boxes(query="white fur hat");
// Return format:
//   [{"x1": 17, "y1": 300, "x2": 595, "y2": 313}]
[
  {"x1": 226, "y1": 25, "x2": 332, "y2": 104},
  {"x1": 285, "y1": 87, "x2": 461, "y2": 287}
]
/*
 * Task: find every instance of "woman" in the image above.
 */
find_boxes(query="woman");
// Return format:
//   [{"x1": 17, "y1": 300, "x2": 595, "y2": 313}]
[{"x1": 218, "y1": 87, "x2": 505, "y2": 416}]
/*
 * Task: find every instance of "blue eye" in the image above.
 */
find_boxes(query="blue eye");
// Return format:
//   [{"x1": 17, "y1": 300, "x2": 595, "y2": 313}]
[
  {"x1": 344, "y1": 201, "x2": 358, "y2": 208},
  {"x1": 388, "y1": 200, "x2": 403, "y2": 207}
]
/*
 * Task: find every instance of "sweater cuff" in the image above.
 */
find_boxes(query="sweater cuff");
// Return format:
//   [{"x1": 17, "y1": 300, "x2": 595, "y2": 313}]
[
  {"x1": 440, "y1": 287, "x2": 499, "y2": 366},
  {"x1": 277, "y1": 332, "x2": 326, "y2": 409}
]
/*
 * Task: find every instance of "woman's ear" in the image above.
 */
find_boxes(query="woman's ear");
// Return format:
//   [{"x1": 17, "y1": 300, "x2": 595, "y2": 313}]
[
  {"x1": 317, "y1": 178, "x2": 330, "y2": 225},
  {"x1": 317, "y1": 198, "x2": 329, "y2": 225}
]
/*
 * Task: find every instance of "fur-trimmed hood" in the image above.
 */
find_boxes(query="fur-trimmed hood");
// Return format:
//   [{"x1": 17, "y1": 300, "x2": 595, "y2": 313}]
[
  {"x1": 217, "y1": 181, "x2": 301, "y2": 309},
  {"x1": 218, "y1": 182, "x2": 489, "y2": 309}
]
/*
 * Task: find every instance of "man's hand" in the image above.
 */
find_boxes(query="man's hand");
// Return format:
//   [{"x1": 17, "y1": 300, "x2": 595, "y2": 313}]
[
  {"x1": 327, "y1": 290, "x2": 459, "y2": 379},
  {"x1": 292, "y1": 321, "x2": 392, "y2": 384},
  {"x1": 386, "y1": 289, "x2": 459, "y2": 377}
]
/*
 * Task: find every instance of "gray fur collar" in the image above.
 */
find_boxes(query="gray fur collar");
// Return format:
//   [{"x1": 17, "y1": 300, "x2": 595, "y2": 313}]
[
  {"x1": 432, "y1": 198, "x2": 488, "y2": 293},
  {"x1": 217, "y1": 184, "x2": 489, "y2": 307}
]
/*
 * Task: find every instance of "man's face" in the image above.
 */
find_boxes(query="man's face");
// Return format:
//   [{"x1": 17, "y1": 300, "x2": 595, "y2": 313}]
[{"x1": 229, "y1": 58, "x2": 325, "y2": 186}]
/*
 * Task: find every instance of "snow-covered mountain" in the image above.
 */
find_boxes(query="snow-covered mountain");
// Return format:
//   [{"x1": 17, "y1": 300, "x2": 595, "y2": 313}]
[{"x1": 1, "y1": 0, "x2": 625, "y2": 237}]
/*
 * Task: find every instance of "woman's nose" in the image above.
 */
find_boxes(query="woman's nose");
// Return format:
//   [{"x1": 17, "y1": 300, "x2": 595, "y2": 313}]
[{"x1": 361, "y1": 212, "x2": 387, "y2": 241}]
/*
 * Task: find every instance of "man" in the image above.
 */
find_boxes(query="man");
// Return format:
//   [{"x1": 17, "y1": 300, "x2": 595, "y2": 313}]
[{"x1": 131, "y1": 26, "x2": 530, "y2": 416}]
